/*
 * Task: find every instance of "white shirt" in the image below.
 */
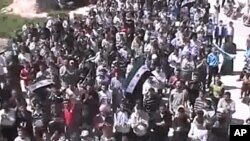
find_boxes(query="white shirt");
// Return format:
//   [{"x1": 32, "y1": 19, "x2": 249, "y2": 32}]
[
  {"x1": 96, "y1": 65, "x2": 107, "y2": 76},
  {"x1": 118, "y1": 48, "x2": 128, "y2": 59},
  {"x1": 28, "y1": 42, "x2": 36, "y2": 52},
  {"x1": 129, "y1": 111, "x2": 149, "y2": 136},
  {"x1": 18, "y1": 53, "x2": 32, "y2": 63},
  {"x1": 144, "y1": 43, "x2": 153, "y2": 53},
  {"x1": 142, "y1": 78, "x2": 159, "y2": 95},
  {"x1": 181, "y1": 58, "x2": 195, "y2": 72},
  {"x1": 171, "y1": 37, "x2": 183, "y2": 47},
  {"x1": 0, "y1": 55, "x2": 6, "y2": 75},
  {"x1": 98, "y1": 90, "x2": 113, "y2": 104},
  {"x1": 126, "y1": 63, "x2": 133, "y2": 77},
  {"x1": 51, "y1": 47, "x2": 60, "y2": 57},
  {"x1": 14, "y1": 136, "x2": 31, "y2": 141},
  {"x1": 0, "y1": 109, "x2": 16, "y2": 126},
  {"x1": 152, "y1": 70, "x2": 167, "y2": 84},
  {"x1": 65, "y1": 88, "x2": 82, "y2": 100},
  {"x1": 36, "y1": 70, "x2": 50, "y2": 79},
  {"x1": 96, "y1": 14, "x2": 103, "y2": 25},
  {"x1": 62, "y1": 20, "x2": 68, "y2": 28},
  {"x1": 114, "y1": 111, "x2": 130, "y2": 133},
  {"x1": 110, "y1": 77, "x2": 123, "y2": 90},
  {"x1": 59, "y1": 65, "x2": 67, "y2": 76},
  {"x1": 188, "y1": 122, "x2": 208, "y2": 141},
  {"x1": 190, "y1": 40, "x2": 201, "y2": 56},
  {"x1": 46, "y1": 19, "x2": 53, "y2": 31},
  {"x1": 217, "y1": 98, "x2": 235, "y2": 115},
  {"x1": 133, "y1": 3, "x2": 139, "y2": 11},
  {"x1": 91, "y1": 51, "x2": 102, "y2": 63},
  {"x1": 144, "y1": 30, "x2": 150, "y2": 42},
  {"x1": 155, "y1": 22, "x2": 161, "y2": 32},
  {"x1": 113, "y1": 16, "x2": 121, "y2": 25},
  {"x1": 116, "y1": 0, "x2": 125, "y2": 11},
  {"x1": 227, "y1": 26, "x2": 234, "y2": 36},
  {"x1": 168, "y1": 52, "x2": 181, "y2": 68}
]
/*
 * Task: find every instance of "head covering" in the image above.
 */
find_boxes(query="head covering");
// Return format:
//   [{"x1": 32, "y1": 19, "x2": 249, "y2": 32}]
[
  {"x1": 69, "y1": 60, "x2": 74, "y2": 65},
  {"x1": 152, "y1": 54, "x2": 158, "y2": 60},
  {"x1": 177, "y1": 105, "x2": 185, "y2": 112},
  {"x1": 99, "y1": 104, "x2": 111, "y2": 113},
  {"x1": 80, "y1": 130, "x2": 90, "y2": 137}
]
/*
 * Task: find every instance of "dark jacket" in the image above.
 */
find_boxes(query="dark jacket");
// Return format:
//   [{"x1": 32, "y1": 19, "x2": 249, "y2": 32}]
[
  {"x1": 16, "y1": 109, "x2": 33, "y2": 136},
  {"x1": 214, "y1": 26, "x2": 227, "y2": 38},
  {"x1": 143, "y1": 94, "x2": 160, "y2": 113},
  {"x1": 150, "y1": 110, "x2": 172, "y2": 134}
]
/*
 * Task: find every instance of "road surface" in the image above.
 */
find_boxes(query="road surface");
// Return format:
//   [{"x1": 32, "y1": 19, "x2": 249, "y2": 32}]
[{"x1": 210, "y1": 0, "x2": 250, "y2": 123}]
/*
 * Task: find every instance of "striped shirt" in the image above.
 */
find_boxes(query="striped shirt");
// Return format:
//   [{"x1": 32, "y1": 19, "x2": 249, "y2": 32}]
[
  {"x1": 143, "y1": 95, "x2": 160, "y2": 113},
  {"x1": 194, "y1": 97, "x2": 206, "y2": 112}
]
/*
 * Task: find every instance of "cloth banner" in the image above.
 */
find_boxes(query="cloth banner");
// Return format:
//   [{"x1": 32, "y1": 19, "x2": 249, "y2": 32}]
[
  {"x1": 124, "y1": 56, "x2": 150, "y2": 94},
  {"x1": 213, "y1": 43, "x2": 236, "y2": 60},
  {"x1": 27, "y1": 79, "x2": 54, "y2": 92}
]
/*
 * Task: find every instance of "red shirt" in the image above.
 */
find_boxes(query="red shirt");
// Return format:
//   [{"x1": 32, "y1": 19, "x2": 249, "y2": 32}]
[
  {"x1": 121, "y1": 27, "x2": 129, "y2": 33},
  {"x1": 64, "y1": 106, "x2": 75, "y2": 126},
  {"x1": 169, "y1": 75, "x2": 180, "y2": 88},
  {"x1": 20, "y1": 67, "x2": 31, "y2": 86},
  {"x1": 93, "y1": 115, "x2": 105, "y2": 130},
  {"x1": 111, "y1": 67, "x2": 120, "y2": 77}
]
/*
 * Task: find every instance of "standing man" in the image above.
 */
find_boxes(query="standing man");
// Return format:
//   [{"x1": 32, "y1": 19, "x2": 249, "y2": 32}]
[
  {"x1": 0, "y1": 53, "x2": 6, "y2": 86},
  {"x1": 215, "y1": 20, "x2": 226, "y2": 47},
  {"x1": 214, "y1": 0, "x2": 220, "y2": 24},
  {"x1": 207, "y1": 48, "x2": 220, "y2": 88},
  {"x1": 220, "y1": 37, "x2": 236, "y2": 75},
  {"x1": 217, "y1": 92, "x2": 235, "y2": 127},
  {"x1": 226, "y1": 21, "x2": 234, "y2": 42},
  {"x1": 206, "y1": 19, "x2": 215, "y2": 44}
]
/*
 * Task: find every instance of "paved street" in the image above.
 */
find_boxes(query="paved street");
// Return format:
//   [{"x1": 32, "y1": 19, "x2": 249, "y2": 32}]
[
  {"x1": 211, "y1": 0, "x2": 250, "y2": 122},
  {"x1": 184, "y1": 0, "x2": 250, "y2": 123}
]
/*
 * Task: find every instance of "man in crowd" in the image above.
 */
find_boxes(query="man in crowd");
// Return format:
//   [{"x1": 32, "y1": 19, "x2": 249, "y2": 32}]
[{"x1": 0, "y1": 0, "x2": 242, "y2": 140}]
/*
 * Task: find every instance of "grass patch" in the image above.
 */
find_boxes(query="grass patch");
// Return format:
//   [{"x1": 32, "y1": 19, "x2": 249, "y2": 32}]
[
  {"x1": 0, "y1": 15, "x2": 46, "y2": 38},
  {"x1": 0, "y1": 0, "x2": 45, "y2": 38},
  {"x1": 0, "y1": 0, "x2": 68, "y2": 38},
  {"x1": 0, "y1": 0, "x2": 11, "y2": 8}
]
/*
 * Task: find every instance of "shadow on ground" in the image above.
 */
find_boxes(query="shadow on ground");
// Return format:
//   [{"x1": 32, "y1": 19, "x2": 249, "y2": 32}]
[
  {"x1": 236, "y1": 48, "x2": 246, "y2": 52},
  {"x1": 224, "y1": 85, "x2": 239, "y2": 90}
]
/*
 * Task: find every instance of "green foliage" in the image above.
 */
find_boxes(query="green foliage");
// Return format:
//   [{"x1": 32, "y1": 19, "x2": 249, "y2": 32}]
[
  {"x1": 0, "y1": 0, "x2": 32, "y2": 37},
  {"x1": 0, "y1": 14, "x2": 45, "y2": 37},
  {"x1": 0, "y1": 0, "x2": 67, "y2": 38},
  {"x1": 0, "y1": 0, "x2": 11, "y2": 8}
]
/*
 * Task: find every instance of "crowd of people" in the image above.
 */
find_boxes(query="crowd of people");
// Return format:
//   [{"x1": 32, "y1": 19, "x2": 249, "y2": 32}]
[{"x1": 0, "y1": 0, "x2": 245, "y2": 141}]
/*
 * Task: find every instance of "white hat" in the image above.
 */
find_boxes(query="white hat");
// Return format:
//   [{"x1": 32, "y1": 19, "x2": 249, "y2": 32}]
[
  {"x1": 69, "y1": 60, "x2": 74, "y2": 64},
  {"x1": 177, "y1": 105, "x2": 185, "y2": 110},
  {"x1": 80, "y1": 130, "x2": 89, "y2": 137},
  {"x1": 152, "y1": 54, "x2": 158, "y2": 60},
  {"x1": 137, "y1": 124, "x2": 146, "y2": 130},
  {"x1": 99, "y1": 104, "x2": 111, "y2": 113}
]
